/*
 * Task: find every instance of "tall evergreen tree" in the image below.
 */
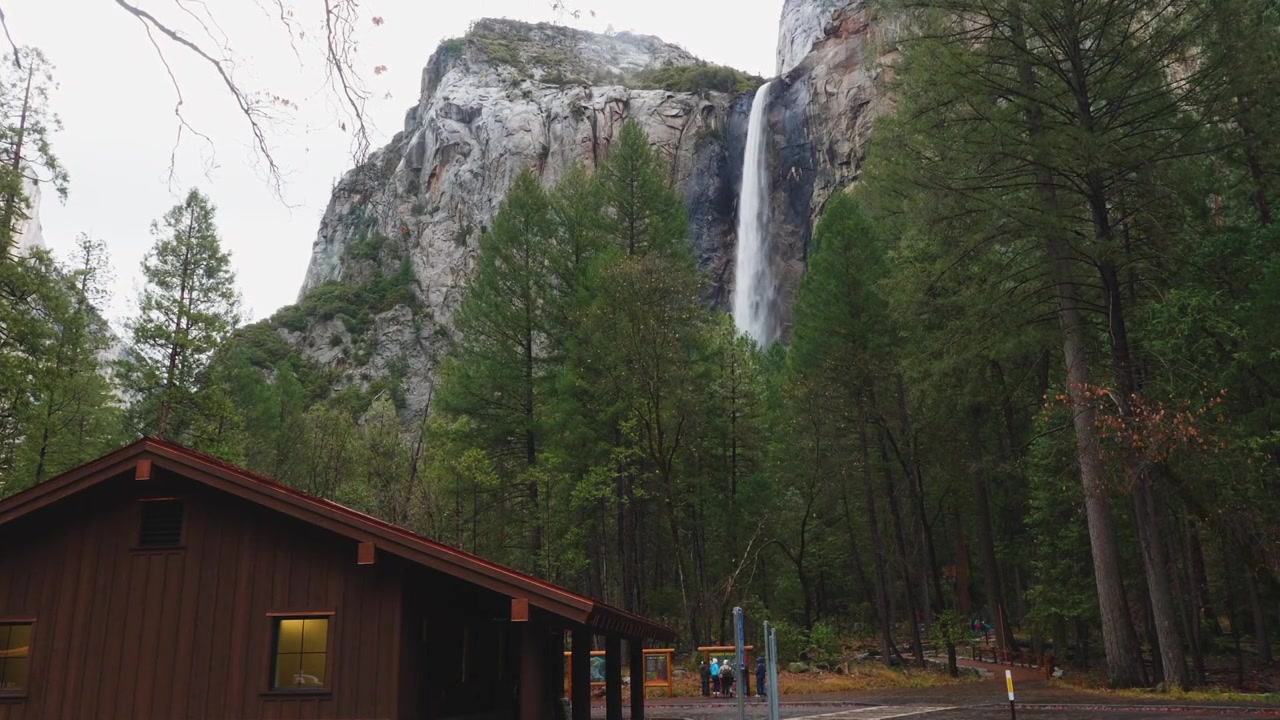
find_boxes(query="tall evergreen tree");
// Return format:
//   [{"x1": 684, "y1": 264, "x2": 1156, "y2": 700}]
[
  {"x1": 0, "y1": 246, "x2": 121, "y2": 491},
  {"x1": 0, "y1": 48, "x2": 68, "y2": 258},
  {"x1": 120, "y1": 188, "x2": 240, "y2": 440},
  {"x1": 437, "y1": 170, "x2": 557, "y2": 569},
  {"x1": 13, "y1": 236, "x2": 122, "y2": 486},
  {"x1": 597, "y1": 121, "x2": 688, "y2": 258}
]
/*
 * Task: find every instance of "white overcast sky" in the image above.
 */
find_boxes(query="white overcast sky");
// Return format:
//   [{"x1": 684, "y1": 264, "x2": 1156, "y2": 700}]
[{"x1": 7, "y1": 0, "x2": 783, "y2": 328}]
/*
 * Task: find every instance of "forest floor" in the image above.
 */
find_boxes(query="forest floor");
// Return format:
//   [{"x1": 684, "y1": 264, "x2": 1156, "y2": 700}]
[{"x1": 599, "y1": 661, "x2": 1280, "y2": 720}]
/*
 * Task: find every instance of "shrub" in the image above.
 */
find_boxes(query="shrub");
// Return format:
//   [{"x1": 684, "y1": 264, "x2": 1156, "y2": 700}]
[
  {"x1": 271, "y1": 304, "x2": 309, "y2": 333},
  {"x1": 438, "y1": 37, "x2": 466, "y2": 59},
  {"x1": 283, "y1": 249, "x2": 419, "y2": 341},
  {"x1": 346, "y1": 232, "x2": 388, "y2": 263},
  {"x1": 632, "y1": 63, "x2": 766, "y2": 94}
]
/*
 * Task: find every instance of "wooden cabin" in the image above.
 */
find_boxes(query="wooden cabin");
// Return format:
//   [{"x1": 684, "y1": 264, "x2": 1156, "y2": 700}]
[{"x1": 0, "y1": 438, "x2": 673, "y2": 720}]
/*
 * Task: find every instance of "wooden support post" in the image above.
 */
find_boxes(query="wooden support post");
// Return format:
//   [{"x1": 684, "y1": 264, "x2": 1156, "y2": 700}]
[
  {"x1": 629, "y1": 639, "x2": 645, "y2": 720},
  {"x1": 606, "y1": 635, "x2": 623, "y2": 720},
  {"x1": 571, "y1": 628, "x2": 592, "y2": 720},
  {"x1": 520, "y1": 623, "x2": 545, "y2": 720},
  {"x1": 547, "y1": 630, "x2": 566, "y2": 719}
]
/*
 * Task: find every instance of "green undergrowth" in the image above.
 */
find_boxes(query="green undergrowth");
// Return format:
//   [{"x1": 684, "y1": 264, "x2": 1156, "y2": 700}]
[
  {"x1": 631, "y1": 63, "x2": 766, "y2": 94},
  {"x1": 272, "y1": 232, "x2": 419, "y2": 339},
  {"x1": 447, "y1": 20, "x2": 762, "y2": 94}
]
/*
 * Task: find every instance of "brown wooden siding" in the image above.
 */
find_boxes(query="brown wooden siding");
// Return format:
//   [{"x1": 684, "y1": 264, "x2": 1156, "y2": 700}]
[{"x1": 0, "y1": 471, "x2": 400, "y2": 720}]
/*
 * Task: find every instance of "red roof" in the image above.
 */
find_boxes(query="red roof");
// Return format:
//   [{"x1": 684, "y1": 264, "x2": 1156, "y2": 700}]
[{"x1": 0, "y1": 437, "x2": 675, "y2": 642}]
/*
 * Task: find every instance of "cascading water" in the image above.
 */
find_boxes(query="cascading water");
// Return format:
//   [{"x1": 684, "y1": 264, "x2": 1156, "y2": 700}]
[{"x1": 732, "y1": 82, "x2": 776, "y2": 347}]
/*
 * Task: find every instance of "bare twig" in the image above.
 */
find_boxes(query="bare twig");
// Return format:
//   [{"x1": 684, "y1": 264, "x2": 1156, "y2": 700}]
[
  {"x1": 134, "y1": 15, "x2": 218, "y2": 191},
  {"x1": 252, "y1": 0, "x2": 303, "y2": 63},
  {"x1": 322, "y1": 0, "x2": 372, "y2": 160},
  {"x1": 115, "y1": 0, "x2": 283, "y2": 194},
  {"x1": 0, "y1": 4, "x2": 19, "y2": 68}
]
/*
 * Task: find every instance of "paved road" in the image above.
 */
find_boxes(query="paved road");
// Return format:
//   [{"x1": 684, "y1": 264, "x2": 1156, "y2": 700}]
[
  {"x1": 595, "y1": 660, "x2": 1279, "y2": 720},
  {"x1": 637, "y1": 703, "x2": 1280, "y2": 720}
]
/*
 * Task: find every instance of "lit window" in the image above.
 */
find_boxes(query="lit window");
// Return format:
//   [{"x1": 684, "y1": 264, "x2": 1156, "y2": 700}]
[
  {"x1": 0, "y1": 622, "x2": 32, "y2": 692},
  {"x1": 272, "y1": 617, "x2": 329, "y2": 690}
]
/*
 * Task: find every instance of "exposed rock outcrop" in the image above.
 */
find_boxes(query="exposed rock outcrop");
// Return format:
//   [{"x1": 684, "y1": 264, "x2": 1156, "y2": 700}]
[
  {"x1": 763, "y1": 0, "x2": 898, "y2": 338},
  {"x1": 294, "y1": 19, "x2": 753, "y2": 413},
  {"x1": 776, "y1": 0, "x2": 851, "y2": 75}
]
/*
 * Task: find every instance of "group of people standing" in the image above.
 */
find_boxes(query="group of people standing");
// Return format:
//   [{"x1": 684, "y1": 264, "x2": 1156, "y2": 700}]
[{"x1": 699, "y1": 657, "x2": 767, "y2": 699}]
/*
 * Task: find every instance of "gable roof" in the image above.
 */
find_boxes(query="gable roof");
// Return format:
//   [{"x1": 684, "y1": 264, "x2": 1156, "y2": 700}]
[{"x1": 0, "y1": 437, "x2": 675, "y2": 642}]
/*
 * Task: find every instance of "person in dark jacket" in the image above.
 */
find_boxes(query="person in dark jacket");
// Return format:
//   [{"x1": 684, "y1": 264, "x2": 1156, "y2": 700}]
[
  {"x1": 755, "y1": 656, "x2": 767, "y2": 697},
  {"x1": 699, "y1": 661, "x2": 711, "y2": 697}
]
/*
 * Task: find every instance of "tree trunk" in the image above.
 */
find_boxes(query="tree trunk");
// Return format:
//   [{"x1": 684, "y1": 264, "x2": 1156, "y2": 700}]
[
  {"x1": 1, "y1": 64, "x2": 33, "y2": 259},
  {"x1": 896, "y1": 375, "x2": 947, "y2": 628},
  {"x1": 1053, "y1": 617, "x2": 1068, "y2": 668},
  {"x1": 860, "y1": 422, "x2": 896, "y2": 666},
  {"x1": 841, "y1": 486, "x2": 875, "y2": 609},
  {"x1": 1237, "y1": 94, "x2": 1273, "y2": 225},
  {"x1": 1010, "y1": 10, "x2": 1144, "y2": 680},
  {"x1": 878, "y1": 430, "x2": 925, "y2": 666},
  {"x1": 1143, "y1": 586, "x2": 1164, "y2": 685},
  {"x1": 524, "y1": 312, "x2": 542, "y2": 565},
  {"x1": 967, "y1": 407, "x2": 1017, "y2": 656},
  {"x1": 1222, "y1": 545, "x2": 1246, "y2": 688},
  {"x1": 1177, "y1": 518, "x2": 1207, "y2": 684},
  {"x1": 1244, "y1": 565, "x2": 1272, "y2": 664},
  {"x1": 1187, "y1": 524, "x2": 1217, "y2": 635},
  {"x1": 1098, "y1": 257, "x2": 1190, "y2": 690}
]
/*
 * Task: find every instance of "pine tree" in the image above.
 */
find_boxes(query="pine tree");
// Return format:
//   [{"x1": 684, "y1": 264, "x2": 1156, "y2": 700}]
[
  {"x1": 0, "y1": 48, "x2": 69, "y2": 258},
  {"x1": 14, "y1": 236, "x2": 123, "y2": 485},
  {"x1": 120, "y1": 188, "x2": 241, "y2": 440},
  {"x1": 597, "y1": 121, "x2": 688, "y2": 259},
  {"x1": 437, "y1": 170, "x2": 557, "y2": 568},
  {"x1": 787, "y1": 194, "x2": 899, "y2": 662}
]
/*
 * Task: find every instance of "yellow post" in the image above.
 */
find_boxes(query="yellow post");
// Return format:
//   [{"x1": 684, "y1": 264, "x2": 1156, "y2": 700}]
[{"x1": 1005, "y1": 669, "x2": 1016, "y2": 719}]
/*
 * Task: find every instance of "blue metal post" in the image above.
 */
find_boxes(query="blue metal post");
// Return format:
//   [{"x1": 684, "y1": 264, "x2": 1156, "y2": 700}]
[
  {"x1": 768, "y1": 627, "x2": 780, "y2": 720},
  {"x1": 734, "y1": 607, "x2": 746, "y2": 720}
]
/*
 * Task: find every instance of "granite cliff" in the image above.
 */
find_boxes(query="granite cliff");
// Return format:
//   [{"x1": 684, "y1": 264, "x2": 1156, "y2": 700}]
[
  {"x1": 286, "y1": 2, "x2": 893, "y2": 413},
  {"x1": 760, "y1": 0, "x2": 899, "y2": 335}
]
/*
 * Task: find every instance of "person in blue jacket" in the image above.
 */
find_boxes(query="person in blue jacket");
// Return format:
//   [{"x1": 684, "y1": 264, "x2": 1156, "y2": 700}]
[
  {"x1": 710, "y1": 657, "x2": 721, "y2": 697},
  {"x1": 755, "y1": 656, "x2": 767, "y2": 697}
]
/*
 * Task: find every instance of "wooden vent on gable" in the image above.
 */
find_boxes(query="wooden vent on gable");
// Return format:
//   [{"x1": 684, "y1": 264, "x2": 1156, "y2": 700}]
[{"x1": 139, "y1": 499, "x2": 184, "y2": 547}]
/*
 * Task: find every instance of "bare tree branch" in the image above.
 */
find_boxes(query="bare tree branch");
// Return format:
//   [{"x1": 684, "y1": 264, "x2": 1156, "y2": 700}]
[
  {"x1": 0, "y1": 4, "x2": 19, "y2": 68},
  {"x1": 322, "y1": 0, "x2": 372, "y2": 160},
  {"x1": 115, "y1": 0, "x2": 284, "y2": 194},
  {"x1": 133, "y1": 10, "x2": 219, "y2": 191}
]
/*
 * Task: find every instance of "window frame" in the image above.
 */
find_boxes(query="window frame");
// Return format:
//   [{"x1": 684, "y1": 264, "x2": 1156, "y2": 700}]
[
  {"x1": 0, "y1": 618, "x2": 36, "y2": 699},
  {"x1": 264, "y1": 612, "x2": 336, "y2": 696},
  {"x1": 134, "y1": 497, "x2": 186, "y2": 550}
]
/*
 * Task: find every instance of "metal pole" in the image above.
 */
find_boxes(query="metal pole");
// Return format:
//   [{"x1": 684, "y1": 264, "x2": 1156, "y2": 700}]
[
  {"x1": 768, "y1": 627, "x2": 780, "y2": 720},
  {"x1": 762, "y1": 620, "x2": 771, "y2": 701},
  {"x1": 734, "y1": 607, "x2": 746, "y2": 720},
  {"x1": 1006, "y1": 669, "x2": 1016, "y2": 720}
]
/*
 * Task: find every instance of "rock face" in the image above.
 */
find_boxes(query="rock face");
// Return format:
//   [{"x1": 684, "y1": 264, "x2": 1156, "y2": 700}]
[
  {"x1": 15, "y1": 174, "x2": 45, "y2": 256},
  {"x1": 776, "y1": 0, "x2": 851, "y2": 75},
  {"x1": 761, "y1": 0, "x2": 898, "y2": 338},
  {"x1": 295, "y1": 19, "x2": 752, "y2": 413},
  {"x1": 294, "y1": 7, "x2": 895, "y2": 408}
]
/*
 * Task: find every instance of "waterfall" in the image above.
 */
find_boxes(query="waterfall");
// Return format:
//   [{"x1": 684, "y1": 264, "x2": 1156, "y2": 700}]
[{"x1": 732, "y1": 82, "x2": 776, "y2": 347}]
